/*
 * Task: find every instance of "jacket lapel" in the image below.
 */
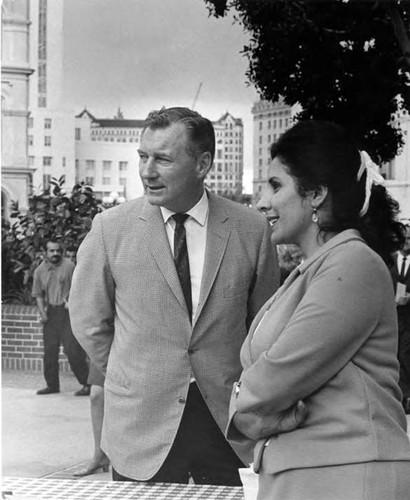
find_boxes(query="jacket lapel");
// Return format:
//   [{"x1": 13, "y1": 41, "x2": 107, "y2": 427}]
[
  {"x1": 195, "y1": 194, "x2": 230, "y2": 321},
  {"x1": 139, "y1": 200, "x2": 187, "y2": 312}
]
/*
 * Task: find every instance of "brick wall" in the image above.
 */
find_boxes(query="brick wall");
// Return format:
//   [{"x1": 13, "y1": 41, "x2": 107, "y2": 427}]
[{"x1": 2, "y1": 305, "x2": 71, "y2": 372}]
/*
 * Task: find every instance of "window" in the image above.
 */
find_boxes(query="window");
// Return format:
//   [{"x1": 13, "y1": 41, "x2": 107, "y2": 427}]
[
  {"x1": 75, "y1": 128, "x2": 81, "y2": 140},
  {"x1": 28, "y1": 135, "x2": 33, "y2": 146},
  {"x1": 102, "y1": 177, "x2": 111, "y2": 185},
  {"x1": 62, "y1": 157, "x2": 66, "y2": 167},
  {"x1": 85, "y1": 176, "x2": 94, "y2": 185},
  {"x1": 44, "y1": 136, "x2": 51, "y2": 146},
  {"x1": 119, "y1": 161, "x2": 128, "y2": 172},
  {"x1": 259, "y1": 122, "x2": 262, "y2": 130},
  {"x1": 28, "y1": 117, "x2": 33, "y2": 128},
  {"x1": 28, "y1": 156, "x2": 35, "y2": 166},
  {"x1": 103, "y1": 161, "x2": 112, "y2": 171},
  {"x1": 86, "y1": 160, "x2": 95, "y2": 172},
  {"x1": 44, "y1": 118, "x2": 52, "y2": 129},
  {"x1": 43, "y1": 156, "x2": 52, "y2": 167},
  {"x1": 119, "y1": 178, "x2": 127, "y2": 187}
]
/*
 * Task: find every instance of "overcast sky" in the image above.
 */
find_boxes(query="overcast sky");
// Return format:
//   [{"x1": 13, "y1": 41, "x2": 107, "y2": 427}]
[{"x1": 62, "y1": 0, "x2": 260, "y2": 191}]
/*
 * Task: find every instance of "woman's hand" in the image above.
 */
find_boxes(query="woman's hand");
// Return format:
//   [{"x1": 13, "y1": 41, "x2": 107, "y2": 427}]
[{"x1": 232, "y1": 400, "x2": 307, "y2": 440}]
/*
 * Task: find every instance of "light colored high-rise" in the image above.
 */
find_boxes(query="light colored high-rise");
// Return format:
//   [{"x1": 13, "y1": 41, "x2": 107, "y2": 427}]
[
  {"x1": 75, "y1": 109, "x2": 244, "y2": 202},
  {"x1": 28, "y1": 0, "x2": 75, "y2": 194},
  {"x1": 252, "y1": 98, "x2": 293, "y2": 202},
  {"x1": 207, "y1": 112, "x2": 244, "y2": 198},
  {"x1": 1, "y1": 0, "x2": 34, "y2": 216},
  {"x1": 75, "y1": 108, "x2": 145, "y2": 201}
]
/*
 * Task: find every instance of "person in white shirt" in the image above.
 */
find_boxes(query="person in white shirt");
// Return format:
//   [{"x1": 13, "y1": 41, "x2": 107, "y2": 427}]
[{"x1": 69, "y1": 107, "x2": 280, "y2": 484}]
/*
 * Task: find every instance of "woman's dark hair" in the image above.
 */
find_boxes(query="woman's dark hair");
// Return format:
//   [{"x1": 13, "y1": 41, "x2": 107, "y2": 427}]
[{"x1": 270, "y1": 120, "x2": 405, "y2": 265}]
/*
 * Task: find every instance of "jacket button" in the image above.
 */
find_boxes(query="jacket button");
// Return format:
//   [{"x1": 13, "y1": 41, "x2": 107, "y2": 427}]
[{"x1": 178, "y1": 397, "x2": 186, "y2": 404}]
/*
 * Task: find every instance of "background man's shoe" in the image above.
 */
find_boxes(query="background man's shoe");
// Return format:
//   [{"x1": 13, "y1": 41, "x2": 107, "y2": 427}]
[
  {"x1": 37, "y1": 387, "x2": 59, "y2": 395},
  {"x1": 74, "y1": 384, "x2": 91, "y2": 396}
]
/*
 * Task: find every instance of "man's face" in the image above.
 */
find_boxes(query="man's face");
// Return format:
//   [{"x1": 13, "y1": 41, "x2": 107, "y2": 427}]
[
  {"x1": 46, "y1": 242, "x2": 63, "y2": 264},
  {"x1": 138, "y1": 123, "x2": 209, "y2": 213},
  {"x1": 65, "y1": 250, "x2": 76, "y2": 264},
  {"x1": 403, "y1": 227, "x2": 410, "y2": 255}
]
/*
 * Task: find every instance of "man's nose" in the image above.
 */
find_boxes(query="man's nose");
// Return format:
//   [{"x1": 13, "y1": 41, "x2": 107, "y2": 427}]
[{"x1": 140, "y1": 158, "x2": 158, "y2": 178}]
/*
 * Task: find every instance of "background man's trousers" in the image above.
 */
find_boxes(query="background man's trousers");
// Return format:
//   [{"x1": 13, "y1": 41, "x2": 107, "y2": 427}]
[{"x1": 43, "y1": 305, "x2": 89, "y2": 390}]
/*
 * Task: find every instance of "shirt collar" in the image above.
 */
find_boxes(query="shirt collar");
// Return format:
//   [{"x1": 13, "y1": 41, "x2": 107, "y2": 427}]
[{"x1": 160, "y1": 190, "x2": 209, "y2": 226}]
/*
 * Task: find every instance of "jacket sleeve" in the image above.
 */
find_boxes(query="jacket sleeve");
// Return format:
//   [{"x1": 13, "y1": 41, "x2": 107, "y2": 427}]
[
  {"x1": 236, "y1": 249, "x2": 388, "y2": 415},
  {"x1": 246, "y1": 221, "x2": 280, "y2": 330},
  {"x1": 69, "y1": 213, "x2": 115, "y2": 375}
]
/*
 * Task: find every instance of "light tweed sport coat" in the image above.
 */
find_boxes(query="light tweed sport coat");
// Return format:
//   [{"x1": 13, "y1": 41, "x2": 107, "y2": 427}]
[{"x1": 69, "y1": 192, "x2": 279, "y2": 480}]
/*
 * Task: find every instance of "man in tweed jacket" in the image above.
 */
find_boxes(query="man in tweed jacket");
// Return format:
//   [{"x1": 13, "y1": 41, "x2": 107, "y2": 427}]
[{"x1": 69, "y1": 107, "x2": 279, "y2": 484}]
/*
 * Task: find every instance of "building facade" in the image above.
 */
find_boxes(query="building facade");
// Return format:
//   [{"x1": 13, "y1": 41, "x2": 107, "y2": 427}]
[
  {"x1": 384, "y1": 111, "x2": 410, "y2": 217},
  {"x1": 75, "y1": 109, "x2": 145, "y2": 201},
  {"x1": 252, "y1": 99, "x2": 410, "y2": 217},
  {"x1": 207, "y1": 112, "x2": 244, "y2": 197},
  {"x1": 75, "y1": 109, "x2": 244, "y2": 201},
  {"x1": 28, "y1": 0, "x2": 76, "y2": 194},
  {"x1": 1, "y1": 0, "x2": 34, "y2": 217},
  {"x1": 251, "y1": 98, "x2": 293, "y2": 201}
]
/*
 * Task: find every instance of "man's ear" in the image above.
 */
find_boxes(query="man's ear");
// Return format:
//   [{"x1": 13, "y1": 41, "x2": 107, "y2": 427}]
[
  {"x1": 311, "y1": 185, "x2": 328, "y2": 209},
  {"x1": 197, "y1": 151, "x2": 213, "y2": 179}
]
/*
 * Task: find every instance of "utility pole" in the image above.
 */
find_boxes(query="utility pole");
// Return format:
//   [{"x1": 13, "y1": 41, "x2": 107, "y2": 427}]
[{"x1": 191, "y1": 82, "x2": 203, "y2": 110}]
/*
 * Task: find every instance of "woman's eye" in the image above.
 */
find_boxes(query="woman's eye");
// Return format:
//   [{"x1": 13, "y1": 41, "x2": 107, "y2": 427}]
[{"x1": 269, "y1": 180, "x2": 280, "y2": 192}]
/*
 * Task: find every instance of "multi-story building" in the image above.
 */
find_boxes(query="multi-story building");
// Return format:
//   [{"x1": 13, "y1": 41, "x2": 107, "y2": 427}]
[
  {"x1": 75, "y1": 109, "x2": 244, "y2": 201},
  {"x1": 28, "y1": 0, "x2": 76, "y2": 194},
  {"x1": 1, "y1": 0, "x2": 34, "y2": 217},
  {"x1": 252, "y1": 99, "x2": 410, "y2": 216},
  {"x1": 207, "y1": 112, "x2": 244, "y2": 197},
  {"x1": 384, "y1": 111, "x2": 410, "y2": 217},
  {"x1": 252, "y1": 98, "x2": 293, "y2": 201},
  {"x1": 75, "y1": 108, "x2": 145, "y2": 201}
]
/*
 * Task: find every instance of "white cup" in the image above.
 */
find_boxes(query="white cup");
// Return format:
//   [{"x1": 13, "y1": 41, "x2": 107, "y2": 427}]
[{"x1": 238, "y1": 467, "x2": 259, "y2": 500}]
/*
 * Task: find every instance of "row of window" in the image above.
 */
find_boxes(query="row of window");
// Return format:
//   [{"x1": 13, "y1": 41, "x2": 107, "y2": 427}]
[
  {"x1": 28, "y1": 117, "x2": 52, "y2": 129},
  {"x1": 259, "y1": 118, "x2": 290, "y2": 130},
  {"x1": 84, "y1": 160, "x2": 128, "y2": 172},
  {"x1": 83, "y1": 177, "x2": 127, "y2": 187},
  {"x1": 91, "y1": 129, "x2": 141, "y2": 136}
]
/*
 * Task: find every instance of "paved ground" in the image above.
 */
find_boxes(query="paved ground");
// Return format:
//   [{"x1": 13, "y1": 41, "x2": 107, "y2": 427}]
[
  {"x1": 2, "y1": 369, "x2": 111, "y2": 482},
  {"x1": 2, "y1": 369, "x2": 410, "y2": 484}
]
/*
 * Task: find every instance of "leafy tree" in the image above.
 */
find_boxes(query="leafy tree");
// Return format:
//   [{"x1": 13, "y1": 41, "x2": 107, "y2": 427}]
[
  {"x1": 2, "y1": 177, "x2": 103, "y2": 304},
  {"x1": 205, "y1": 0, "x2": 410, "y2": 163}
]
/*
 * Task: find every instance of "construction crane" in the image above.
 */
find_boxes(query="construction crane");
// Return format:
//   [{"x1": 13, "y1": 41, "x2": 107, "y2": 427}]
[{"x1": 191, "y1": 82, "x2": 203, "y2": 110}]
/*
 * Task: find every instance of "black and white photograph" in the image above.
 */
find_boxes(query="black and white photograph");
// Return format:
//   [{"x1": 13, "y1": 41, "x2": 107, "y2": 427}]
[{"x1": 2, "y1": 1, "x2": 410, "y2": 499}]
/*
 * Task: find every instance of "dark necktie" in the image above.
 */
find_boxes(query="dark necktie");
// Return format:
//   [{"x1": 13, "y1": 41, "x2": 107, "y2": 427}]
[
  {"x1": 400, "y1": 256, "x2": 407, "y2": 280},
  {"x1": 172, "y1": 214, "x2": 192, "y2": 321}
]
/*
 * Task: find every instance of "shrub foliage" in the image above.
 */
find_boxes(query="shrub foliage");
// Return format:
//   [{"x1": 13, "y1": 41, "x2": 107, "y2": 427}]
[{"x1": 2, "y1": 177, "x2": 102, "y2": 304}]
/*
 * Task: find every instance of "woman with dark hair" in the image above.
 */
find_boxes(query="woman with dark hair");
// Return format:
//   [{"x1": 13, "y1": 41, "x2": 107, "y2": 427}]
[{"x1": 227, "y1": 121, "x2": 410, "y2": 499}]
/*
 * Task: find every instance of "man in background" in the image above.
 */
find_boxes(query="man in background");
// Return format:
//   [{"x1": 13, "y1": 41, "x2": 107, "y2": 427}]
[
  {"x1": 70, "y1": 107, "x2": 279, "y2": 485},
  {"x1": 32, "y1": 240, "x2": 89, "y2": 396},
  {"x1": 390, "y1": 223, "x2": 410, "y2": 414}
]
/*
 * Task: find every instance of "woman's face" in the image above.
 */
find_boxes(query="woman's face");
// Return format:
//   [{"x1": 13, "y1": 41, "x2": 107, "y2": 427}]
[{"x1": 257, "y1": 157, "x2": 313, "y2": 248}]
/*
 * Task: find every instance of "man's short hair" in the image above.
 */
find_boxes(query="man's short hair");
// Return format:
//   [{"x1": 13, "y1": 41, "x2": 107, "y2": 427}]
[{"x1": 143, "y1": 107, "x2": 215, "y2": 163}]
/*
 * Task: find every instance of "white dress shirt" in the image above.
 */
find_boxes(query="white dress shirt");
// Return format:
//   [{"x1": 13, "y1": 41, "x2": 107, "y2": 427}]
[{"x1": 160, "y1": 190, "x2": 209, "y2": 325}]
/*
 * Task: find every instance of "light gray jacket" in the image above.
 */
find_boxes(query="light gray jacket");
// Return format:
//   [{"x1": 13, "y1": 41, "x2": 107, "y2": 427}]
[{"x1": 69, "y1": 192, "x2": 278, "y2": 479}]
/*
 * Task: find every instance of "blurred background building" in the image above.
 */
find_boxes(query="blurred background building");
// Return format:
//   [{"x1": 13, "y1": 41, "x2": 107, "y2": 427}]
[{"x1": 1, "y1": 0, "x2": 34, "y2": 217}]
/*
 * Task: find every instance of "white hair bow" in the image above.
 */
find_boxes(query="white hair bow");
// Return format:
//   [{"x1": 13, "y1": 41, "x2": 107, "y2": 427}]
[{"x1": 357, "y1": 150, "x2": 385, "y2": 217}]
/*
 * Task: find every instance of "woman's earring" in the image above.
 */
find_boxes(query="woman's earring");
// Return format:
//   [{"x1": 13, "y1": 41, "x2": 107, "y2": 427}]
[{"x1": 312, "y1": 207, "x2": 318, "y2": 224}]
